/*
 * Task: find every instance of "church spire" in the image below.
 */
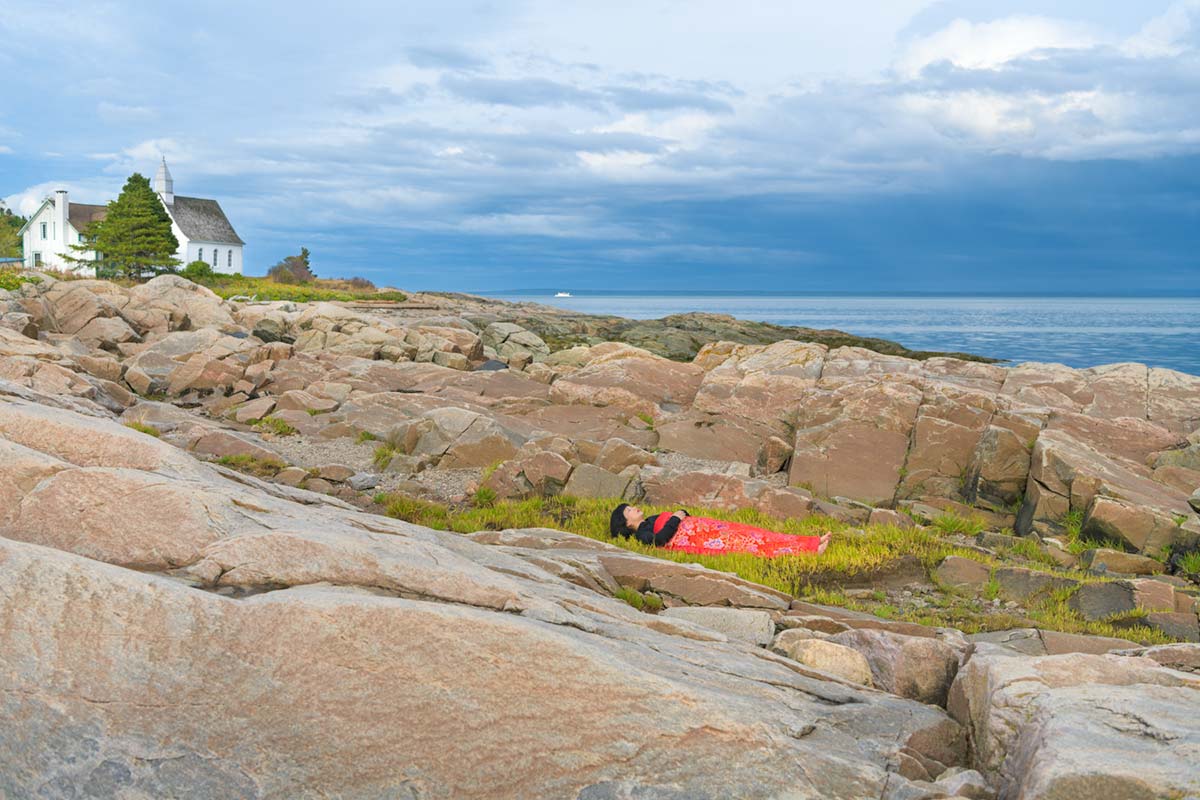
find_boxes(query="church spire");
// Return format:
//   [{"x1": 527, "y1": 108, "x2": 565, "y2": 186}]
[{"x1": 154, "y1": 156, "x2": 174, "y2": 205}]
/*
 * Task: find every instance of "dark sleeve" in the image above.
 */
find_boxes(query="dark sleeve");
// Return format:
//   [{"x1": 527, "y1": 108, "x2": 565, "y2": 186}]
[{"x1": 636, "y1": 514, "x2": 681, "y2": 547}]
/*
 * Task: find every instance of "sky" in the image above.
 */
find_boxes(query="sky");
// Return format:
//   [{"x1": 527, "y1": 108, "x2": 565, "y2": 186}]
[{"x1": 1, "y1": 0, "x2": 1199, "y2": 293}]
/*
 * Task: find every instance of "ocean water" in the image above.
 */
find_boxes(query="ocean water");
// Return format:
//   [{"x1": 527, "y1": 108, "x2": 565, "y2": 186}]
[{"x1": 489, "y1": 293, "x2": 1200, "y2": 376}]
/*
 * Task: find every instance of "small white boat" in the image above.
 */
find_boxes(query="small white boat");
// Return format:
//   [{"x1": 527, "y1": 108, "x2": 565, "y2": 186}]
[{"x1": 554, "y1": 291, "x2": 572, "y2": 298}]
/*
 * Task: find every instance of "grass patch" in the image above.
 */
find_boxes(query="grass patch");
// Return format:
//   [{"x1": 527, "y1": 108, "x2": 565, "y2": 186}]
[
  {"x1": 1177, "y1": 551, "x2": 1200, "y2": 574},
  {"x1": 356, "y1": 430, "x2": 379, "y2": 443},
  {"x1": 472, "y1": 486, "x2": 498, "y2": 508},
  {"x1": 123, "y1": 421, "x2": 160, "y2": 437},
  {"x1": 252, "y1": 416, "x2": 297, "y2": 436},
  {"x1": 373, "y1": 443, "x2": 399, "y2": 470},
  {"x1": 931, "y1": 512, "x2": 986, "y2": 536},
  {"x1": 999, "y1": 537, "x2": 1060, "y2": 567},
  {"x1": 1061, "y1": 509, "x2": 1084, "y2": 539},
  {"x1": 0, "y1": 269, "x2": 42, "y2": 292},
  {"x1": 216, "y1": 453, "x2": 287, "y2": 477},
  {"x1": 378, "y1": 494, "x2": 986, "y2": 596},
  {"x1": 373, "y1": 491, "x2": 1182, "y2": 645},
  {"x1": 635, "y1": 412, "x2": 656, "y2": 430},
  {"x1": 196, "y1": 274, "x2": 406, "y2": 303}
]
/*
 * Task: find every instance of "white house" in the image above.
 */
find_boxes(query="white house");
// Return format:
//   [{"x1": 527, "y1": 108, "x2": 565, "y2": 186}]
[{"x1": 19, "y1": 159, "x2": 245, "y2": 274}]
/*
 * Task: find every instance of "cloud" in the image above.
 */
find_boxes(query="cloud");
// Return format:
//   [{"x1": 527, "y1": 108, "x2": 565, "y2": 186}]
[
  {"x1": 405, "y1": 45, "x2": 488, "y2": 71},
  {"x1": 4, "y1": 1, "x2": 1200, "y2": 289}
]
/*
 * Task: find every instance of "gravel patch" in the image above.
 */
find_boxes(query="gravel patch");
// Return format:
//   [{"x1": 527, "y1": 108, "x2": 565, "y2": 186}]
[{"x1": 267, "y1": 435, "x2": 378, "y2": 473}]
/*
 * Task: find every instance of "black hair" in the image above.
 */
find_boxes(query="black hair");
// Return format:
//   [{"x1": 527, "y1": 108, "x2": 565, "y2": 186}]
[{"x1": 610, "y1": 503, "x2": 632, "y2": 538}]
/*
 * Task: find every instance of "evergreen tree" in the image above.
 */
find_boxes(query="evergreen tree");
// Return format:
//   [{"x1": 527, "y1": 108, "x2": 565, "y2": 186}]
[
  {"x1": 0, "y1": 202, "x2": 24, "y2": 258},
  {"x1": 68, "y1": 173, "x2": 179, "y2": 279}
]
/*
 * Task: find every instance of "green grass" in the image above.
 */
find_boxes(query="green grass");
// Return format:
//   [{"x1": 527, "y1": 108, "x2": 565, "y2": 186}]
[
  {"x1": 0, "y1": 269, "x2": 41, "y2": 292},
  {"x1": 379, "y1": 494, "x2": 986, "y2": 596},
  {"x1": 931, "y1": 512, "x2": 986, "y2": 536},
  {"x1": 635, "y1": 412, "x2": 656, "y2": 430},
  {"x1": 373, "y1": 443, "x2": 399, "y2": 470},
  {"x1": 216, "y1": 453, "x2": 288, "y2": 477},
  {"x1": 123, "y1": 421, "x2": 160, "y2": 437},
  {"x1": 252, "y1": 416, "x2": 298, "y2": 436},
  {"x1": 1173, "y1": 514, "x2": 1188, "y2": 527},
  {"x1": 472, "y1": 486, "x2": 498, "y2": 508},
  {"x1": 1178, "y1": 551, "x2": 1200, "y2": 574},
  {"x1": 999, "y1": 537, "x2": 1061, "y2": 567},
  {"x1": 375, "y1": 492, "x2": 1180, "y2": 645},
  {"x1": 196, "y1": 274, "x2": 406, "y2": 303},
  {"x1": 356, "y1": 430, "x2": 378, "y2": 443},
  {"x1": 1061, "y1": 509, "x2": 1084, "y2": 539}
]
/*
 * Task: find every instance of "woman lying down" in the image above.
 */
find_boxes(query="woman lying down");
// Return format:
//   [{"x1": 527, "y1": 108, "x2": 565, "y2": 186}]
[{"x1": 609, "y1": 504, "x2": 831, "y2": 558}]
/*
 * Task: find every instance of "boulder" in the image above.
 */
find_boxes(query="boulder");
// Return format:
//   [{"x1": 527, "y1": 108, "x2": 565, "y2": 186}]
[
  {"x1": 660, "y1": 607, "x2": 774, "y2": 646},
  {"x1": 771, "y1": 636, "x2": 874, "y2": 686},
  {"x1": 234, "y1": 397, "x2": 277, "y2": 424},
  {"x1": 947, "y1": 649, "x2": 1200, "y2": 798},
  {"x1": 549, "y1": 352, "x2": 704, "y2": 417},
  {"x1": 562, "y1": 464, "x2": 632, "y2": 499},
  {"x1": 789, "y1": 380, "x2": 922, "y2": 505},
  {"x1": 1080, "y1": 548, "x2": 1164, "y2": 576},
  {"x1": 598, "y1": 553, "x2": 792, "y2": 610},
  {"x1": 967, "y1": 628, "x2": 1134, "y2": 657},
  {"x1": 869, "y1": 508, "x2": 916, "y2": 529},
  {"x1": 124, "y1": 274, "x2": 237, "y2": 332},
  {"x1": 933, "y1": 556, "x2": 991, "y2": 592},
  {"x1": 991, "y1": 567, "x2": 1078, "y2": 603},
  {"x1": 1068, "y1": 579, "x2": 1177, "y2": 621},
  {"x1": 831, "y1": 629, "x2": 961, "y2": 706}
]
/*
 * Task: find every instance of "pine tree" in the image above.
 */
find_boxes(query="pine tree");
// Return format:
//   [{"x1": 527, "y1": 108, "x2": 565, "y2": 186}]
[
  {"x1": 0, "y1": 202, "x2": 24, "y2": 258},
  {"x1": 68, "y1": 173, "x2": 179, "y2": 279}
]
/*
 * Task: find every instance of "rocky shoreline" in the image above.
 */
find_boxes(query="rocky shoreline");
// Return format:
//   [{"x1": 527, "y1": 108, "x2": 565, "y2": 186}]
[{"x1": 2, "y1": 272, "x2": 1199, "y2": 798}]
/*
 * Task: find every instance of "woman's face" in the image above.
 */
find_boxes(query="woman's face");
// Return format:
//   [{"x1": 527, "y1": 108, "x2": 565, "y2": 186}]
[{"x1": 623, "y1": 505, "x2": 645, "y2": 528}]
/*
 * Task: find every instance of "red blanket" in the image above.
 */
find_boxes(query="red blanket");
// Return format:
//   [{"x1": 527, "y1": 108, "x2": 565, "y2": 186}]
[{"x1": 654, "y1": 514, "x2": 822, "y2": 557}]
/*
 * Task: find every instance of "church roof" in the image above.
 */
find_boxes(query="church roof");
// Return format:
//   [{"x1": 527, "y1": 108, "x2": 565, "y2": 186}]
[
  {"x1": 168, "y1": 196, "x2": 244, "y2": 245},
  {"x1": 68, "y1": 203, "x2": 108, "y2": 233}
]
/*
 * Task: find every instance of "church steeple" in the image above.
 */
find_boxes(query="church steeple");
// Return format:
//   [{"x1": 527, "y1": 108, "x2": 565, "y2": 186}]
[{"x1": 154, "y1": 157, "x2": 174, "y2": 206}]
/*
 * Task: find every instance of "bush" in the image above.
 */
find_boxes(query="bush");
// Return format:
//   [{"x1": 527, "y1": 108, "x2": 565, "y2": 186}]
[
  {"x1": 180, "y1": 260, "x2": 214, "y2": 281},
  {"x1": 267, "y1": 247, "x2": 315, "y2": 284},
  {"x1": 347, "y1": 276, "x2": 375, "y2": 290},
  {"x1": 0, "y1": 269, "x2": 41, "y2": 292}
]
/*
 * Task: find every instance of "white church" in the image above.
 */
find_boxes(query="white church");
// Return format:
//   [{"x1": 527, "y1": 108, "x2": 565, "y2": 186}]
[{"x1": 19, "y1": 159, "x2": 245, "y2": 274}]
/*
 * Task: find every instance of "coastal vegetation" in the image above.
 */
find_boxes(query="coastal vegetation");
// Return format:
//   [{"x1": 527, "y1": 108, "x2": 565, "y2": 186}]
[{"x1": 377, "y1": 492, "x2": 1174, "y2": 645}]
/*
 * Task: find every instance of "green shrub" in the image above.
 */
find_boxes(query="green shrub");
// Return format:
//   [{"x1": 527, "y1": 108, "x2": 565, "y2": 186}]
[
  {"x1": 180, "y1": 260, "x2": 214, "y2": 281},
  {"x1": 0, "y1": 269, "x2": 41, "y2": 292},
  {"x1": 252, "y1": 416, "x2": 297, "y2": 436},
  {"x1": 472, "y1": 486, "x2": 498, "y2": 508},
  {"x1": 931, "y1": 512, "x2": 985, "y2": 536}
]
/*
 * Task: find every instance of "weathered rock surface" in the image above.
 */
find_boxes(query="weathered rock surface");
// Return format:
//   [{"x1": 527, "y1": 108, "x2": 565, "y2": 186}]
[
  {"x1": 7, "y1": 274, "x2": 1200, "y2": 796},
  {"x1": 0, "y1": 394, "x2": 973, "y2": 799},
  {"x1": 948, "y1": 648, "x2": 1200, "y2": 799}
]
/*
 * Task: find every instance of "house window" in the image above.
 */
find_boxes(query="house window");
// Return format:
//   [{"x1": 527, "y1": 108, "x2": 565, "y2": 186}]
[
  {"x1": 78, "y1": 233, "x2": 84, "y2": 243},
  {"x1": 33, "y1": 252, "x2": 43, "y2": 266},
  {"x1": 212, "y1": 249, "x2": 218, "y2": 266},
  {"x1": 198, "y1": 247, "x2": 204, "y2": 261},
  {"x1": 40, "y1": 222, "x2": 47, "y2": 239},
  {"x1": 227, "y1": 249, "x2": 232, "y2": 268}
]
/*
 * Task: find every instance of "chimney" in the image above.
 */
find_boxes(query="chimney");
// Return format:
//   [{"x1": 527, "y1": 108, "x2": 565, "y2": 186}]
[{"x1": 55, "y1": 189, "x2": 69, "y2": 246}]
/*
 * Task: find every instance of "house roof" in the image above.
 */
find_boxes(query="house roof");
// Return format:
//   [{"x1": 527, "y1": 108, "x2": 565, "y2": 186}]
[
  {"x1": 68, "y1": 203, "x2": 108, "y2": 233},
  {"x1": 167, "y1": 196, "x2": 244, "y2": 245}
]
